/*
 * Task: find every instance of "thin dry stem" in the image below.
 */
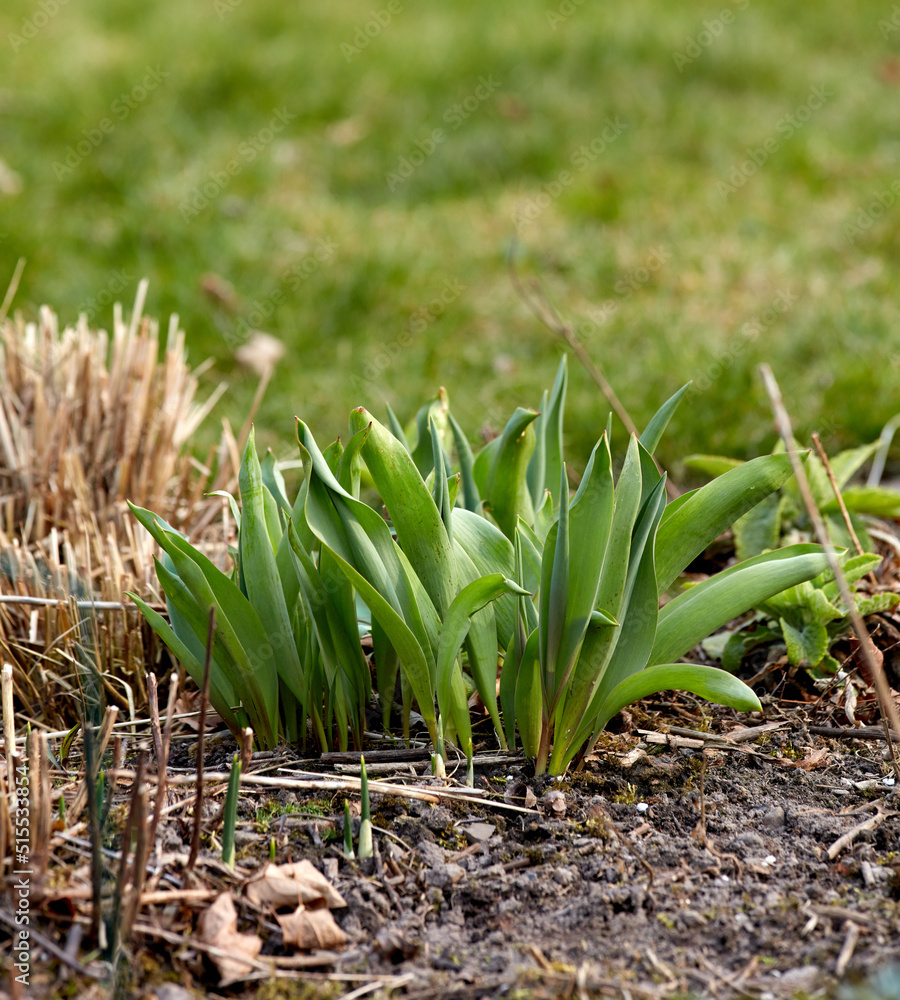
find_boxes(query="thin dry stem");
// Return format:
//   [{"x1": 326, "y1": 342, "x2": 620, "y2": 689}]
[
  {"x1": 811, "y1": 432, "x2": 878, "y2": 590},
  {"x1": 188, "y1": 608, "x2": 216, "y2": 870},
  {"x1": 761, "y1": 365, "x2": 900, "y2": 784}
]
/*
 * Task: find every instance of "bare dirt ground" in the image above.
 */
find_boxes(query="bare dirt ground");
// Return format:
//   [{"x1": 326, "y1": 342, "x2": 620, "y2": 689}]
[{"x1": 11, "y1": 699, "x2": 900, "y2": 1000}]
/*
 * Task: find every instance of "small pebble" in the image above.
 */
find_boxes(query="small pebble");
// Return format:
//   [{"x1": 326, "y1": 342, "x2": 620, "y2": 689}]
[{"x1": 636, "y1": 802, "x2": 649, "y2": 813}]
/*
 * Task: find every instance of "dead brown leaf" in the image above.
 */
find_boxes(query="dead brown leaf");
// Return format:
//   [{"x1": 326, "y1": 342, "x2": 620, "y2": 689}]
[
  {"x1": 276, "y1": 904, "x2": 348, "y2": 950},
  {"x1": 783, "y1": 746, "x2": 830, "y2": 771},
  {"x1": 196, "y1": 892, "x2": 262, "y2": 986},
  {"x1": 245, "y1": 859, "x2": 346, "y2": 909}
]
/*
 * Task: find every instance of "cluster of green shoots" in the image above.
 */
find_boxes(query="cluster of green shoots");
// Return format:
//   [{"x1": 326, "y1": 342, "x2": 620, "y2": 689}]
[{"x1": 129, "y1": 359, "x2": 833, "y2": 777}]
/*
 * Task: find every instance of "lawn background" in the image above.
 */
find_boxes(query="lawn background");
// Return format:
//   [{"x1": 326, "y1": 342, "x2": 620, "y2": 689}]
[{"x1": 2, "y1": 0, "x2": 900, "y2": 472}]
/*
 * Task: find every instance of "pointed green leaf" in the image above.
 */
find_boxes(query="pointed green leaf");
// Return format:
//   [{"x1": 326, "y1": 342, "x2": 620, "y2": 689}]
[
  {"x1": 590, "y1": 664, "x2": 762, "y2": 738},
  {"x1": 514, "y1": 628, "x2": 542, "y2": 760},
  {"x1": 655, "y1": 452, "x2": 801, "y2": 594},
  {"x1": 651, "y1": 544, "x2": 832, "y2": 665},
  {"x1": 349, "y1": 407, "x2": 457, "y2": 617},
  {"x1": 480, "y1": 408, "x2": 540, "y2": 538},
  {"x1": 436, "y1": 575, "x2": 528, "y2": 769},
  {"x1": 640, "y1": 382, "x2": 690, "y2": 455},
  {"x1": 447, "y1": 410, "x2": 480, "y2": 512}
]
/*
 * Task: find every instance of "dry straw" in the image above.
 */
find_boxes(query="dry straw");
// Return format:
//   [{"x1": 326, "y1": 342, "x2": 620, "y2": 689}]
[{"x1": 0, "y1": 279, "x2": 232, "y2": 731}]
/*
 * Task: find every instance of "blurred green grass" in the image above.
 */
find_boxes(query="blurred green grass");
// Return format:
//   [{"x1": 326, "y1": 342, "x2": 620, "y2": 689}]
[{"x1": 2, "y1": 0, "x2": 900, "y2": 471}]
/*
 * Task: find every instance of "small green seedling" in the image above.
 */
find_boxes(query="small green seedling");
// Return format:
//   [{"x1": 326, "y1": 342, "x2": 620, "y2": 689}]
[{"x1": 221, "y1": 753, "x2": 241, "y2": 869}]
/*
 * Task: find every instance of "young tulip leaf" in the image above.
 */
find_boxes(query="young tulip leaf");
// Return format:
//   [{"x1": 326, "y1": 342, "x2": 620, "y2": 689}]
[
  {"x1": 639, "y1": 382, "x2": 690, "y2": 456},
  {"x1": 480, "y1": 408, "x2": 540, "y2": 538},
  {"x1": 655, "y1": 452, "x2": 801, "y2": 594},
  {"x1": 651, "y1": 543, "x2": 832, "y2": 665},
  {"x1": 589, "y1": 663, "x2": 762, "y2": 736}
]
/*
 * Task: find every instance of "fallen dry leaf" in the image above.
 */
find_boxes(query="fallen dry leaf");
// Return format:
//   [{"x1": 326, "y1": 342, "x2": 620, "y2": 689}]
[
  {"x1": 245, "y1": 859, "x2": 346, "y2": 910},
  {"x1": 196, "y1": 892, "x2": 262, "y2": 986},
  {"x1": 276, "y1": 904, "x2": 348, "y2": 950},
  {"x1": 782, "y1": 746, "x2": 830, "y2": 771}
]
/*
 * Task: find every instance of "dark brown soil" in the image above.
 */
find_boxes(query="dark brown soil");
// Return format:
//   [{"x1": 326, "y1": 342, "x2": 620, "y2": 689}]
[{"x1": 12, "y1": 709, "x2": 899, "y2": 1000}]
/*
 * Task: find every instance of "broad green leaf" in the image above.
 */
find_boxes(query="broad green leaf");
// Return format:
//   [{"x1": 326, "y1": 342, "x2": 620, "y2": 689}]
[
  {"x1": 239, "y1": 430, "x2": 306, "y2": 697},
  {"x1": 820, "y1": 552, "x2": 880, "y2": 591},
  {"x1": 596, "y1": 435, "x2": 643, "y2": 618},
  {"x1": 733, "y1": 493, "x2": 783, "y2": 561},
  {"x1": 296, "y1": 424, "x2": 440, "y2": 744},
  {"x1": 825, "y1": 486, "x2": 900, "y2": 519},
  {"x1": 436, "y1": 575, "x2": 528, "y2": 772},
  {"x1": 514, "y1": 628, "x2": 542, "y2": 760},
  {"x1": 533, "y1": 489, "x2": 554, "y2": 544},
  {"x1": 545, "y1": 439, "x2": 615, "y2": 714},
  {"x1": 129, "y1": 502, "x2": 281, "y2": 744},
  {"x1": 828, "y1": 442, "x2": 880, "y2": 490},
  {"x1": 385, "y1": 402, "x2": 411, "y2": 450},
  {"x1": 640, "y1": 382, "x2": 690, "y2": 455},
  {"x1": 410, "y1": 390, "x2": 449, "y2": 478},
  {"x1": 372, "y1": 617, "x2": 399, "y2": 733},
  {"x1": 451, "y1": 541, "x2": 506, "y2": 743},
  {"x1": 683, "y1": 454, "x2": 745, "y2": 478},
  {"x1": 857, "y1": 592, "x2": 900, "y2": 616},
  {"x1": 322, "y1": 438, "x2": 344, "y2": 478},
  {"x1": 480, "y1": 408, "x2": 540, "y2": 538},
  {"x1": 651, "y1": 544, "x2": 832, "y2": 665},
  {"x1": 153, "y1": 555, "x2": 277, "y2": 747},
  {"x1": 451, "y1": 507, "x2": 516, "y2": 646},
  {"x1": 447, "y1": 410, "x2": 480, "y2": 512},
  {"x1": 126, "y1": 591, "x2": 243, "y2": 738},
  {"x1": 338, "y1": 424, "x2": 369, "y2": 499},
  {"x1": 528, "y1": 389, "x2": 547, "y2": 514},
  {"x1": 587, "y1": 664, "x2": 762, "y2": 739},
  {"x1": 528, "y1": 356, "x2": 567, "y2": 509},
  {"x1": 349, "y1": 407, "x2": 457, "y2": 618},
  {"x1": 430, "y1": 417, "x2": 453, "y2": 542},
  {"x1": 559, "y1": 476, "x2": 667, "y2": 770},
  {"x1": 261, "y1": 449, "x2": 291, "y2": 515},
  {"x1": 655, "y1": 453, "x2": 801, "y2": 594},
  {"x1": 781, "y1": 618, "x2": 828, "y2": 667}
]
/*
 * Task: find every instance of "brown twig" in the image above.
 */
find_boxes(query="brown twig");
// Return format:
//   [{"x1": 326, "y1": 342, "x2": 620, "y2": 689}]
[
  {"x1": 147, "y1": 671, "x2": 179, "y2": 857},
  {"x1": 0, "y1": 257, "x2": 26, "y2": 325},
  {"x1": 812, "y1": 432, "x2": 878, "y2": 590},
  {"x1": 188, "y1": 607, "x2": 216, "y2": 869},
  {"x1": 508, "y1": 238, "x2": 639, "y2": 438},
  {"x1": 0, "y1": 907, "x2": 108, "y2": 980},
  {"x1": 761, "y1": 365, "x2": 900, "y2": 784},
  {"x1": 121, "y1": 751, "x2": 152, "y2": 942},
  {"x1": 241, "y1": 727, "x2": 254, "y2": 773},
  {"x1": 147, "y1": 673, "x2": 164, "y2": 767}
]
